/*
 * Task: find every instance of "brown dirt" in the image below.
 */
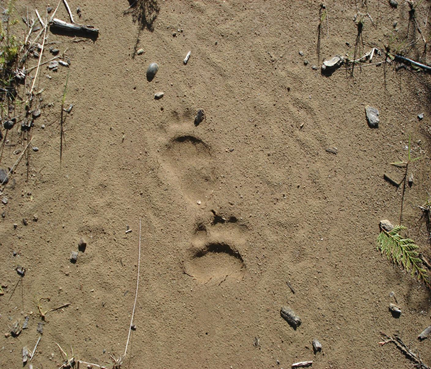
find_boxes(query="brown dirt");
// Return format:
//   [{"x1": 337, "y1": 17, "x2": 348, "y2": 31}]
[{"x1": 1, "y1": 1, "x2": 431, "y2": 368}]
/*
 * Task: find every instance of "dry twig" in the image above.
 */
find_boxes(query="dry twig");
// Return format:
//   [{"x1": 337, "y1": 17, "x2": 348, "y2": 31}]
[{"x1": 379, "y1": 332, "x2": 430, "y2": 369}]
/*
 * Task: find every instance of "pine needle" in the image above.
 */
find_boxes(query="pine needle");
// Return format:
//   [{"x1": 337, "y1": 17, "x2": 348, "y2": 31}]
[{"x1": 377, "y1": 225, "x2": 429, "y2": 286}]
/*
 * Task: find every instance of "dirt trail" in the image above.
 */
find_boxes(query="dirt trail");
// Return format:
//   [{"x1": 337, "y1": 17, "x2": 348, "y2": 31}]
[{"x1": 1, "y1": 1, "x2": 431, "y2": 368}]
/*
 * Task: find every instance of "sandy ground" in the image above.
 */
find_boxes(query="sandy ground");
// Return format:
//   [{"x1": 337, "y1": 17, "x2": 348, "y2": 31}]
[{"x1": 1, "y1": 1, "x2": 431, "y2": 368}]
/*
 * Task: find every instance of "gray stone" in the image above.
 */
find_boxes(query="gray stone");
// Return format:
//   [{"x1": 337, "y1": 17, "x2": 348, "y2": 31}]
[
  {"x1": 365, "y1": 106, "x2": 379, "y2": 128},
  {"x1": 418, "y1": 325, "x2": 431, "y2": 341},
  {"x1": 389, "y1": 0, "x2": 398, "y2": 8},
  {"x1": 280, "y1": 306, "x2": 301, "y2": 330},
  {"x1": 322, "y1": 56, "x2": 343, "y2": 71},
  {"x1": 70, "y1": 251, "x2": 78, "y2": 263},
  {"x1": 0, "y1": 169, "x2": 9, "y2": 184},
  {"x1": 389, "y1": 303, "x2": 401, "y2": 317},
  {"x1": 146, "y1": 62, "x2": 159, "y2": 82},
  {"x1": 418, "y1": 113, "x2": 424, "y2": 120},
  {"x1": 48, "y1": 60, "x2": 59, "y2": 70},
  {"x1": 380, "y1": 219, "x2": 394, "y2": 232},
  {"x1": 312, "y1": 339, "x2": 322, "y2": 353},
  {"x1": 194, "y1": 109, "x2": 205, "y2": 126},
  {"x1": 154, "y1": 92, "x2": 164, "y2": 100}
]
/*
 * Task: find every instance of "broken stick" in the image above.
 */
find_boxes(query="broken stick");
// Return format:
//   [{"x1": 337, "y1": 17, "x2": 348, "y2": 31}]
[
  {"x1": 50, "y1": 18, "x2": 99, "y2": 37},
  {"x1": 379, "y1": 332, "x2": 430, "y2": 369}
]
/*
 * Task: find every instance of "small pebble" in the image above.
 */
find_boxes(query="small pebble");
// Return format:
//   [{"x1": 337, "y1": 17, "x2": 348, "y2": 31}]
[
  {"x1": 389, "y1": 303, "x2": 401, "y2": 317},
  {"x1": 184, "y1": 51, "x2": 191, "y2": 65},
  {"x1": 418, "y1": 113, "x2": 424, "y2": 120},
  {"x1": 365, "y1": 105, "x2": 379, "y2": 128},
  {"x1": 146, "y1": 62, "x2": 159, "y2": 82},
  {"x1": 0, "y1": 168, "x2": 9, "y2": 184},
  {"x1": 37, "y1": 322, "x2": 44, "y2": 334},
  {"x1": 70, "y1": 251, "x2": 78, "y2": 264},
  {"x1": 194, "y1": 109, "x2": 205, "y2": 126},
  {"x1": 418, "y1": 325, "x2": 431, "y2": 341},
  {"x1": 32, "y1": 109, "x2": 41, "y2": 118},
  {"x1": 299, "y1": 50, "x2": 304, "y2": 56},
  {"x1": 312, "y1": 339, "x2": 322, "y2": 353},
  {"x1": 3, "y1": 119, "x2": 15, "y2": 130},
  {"x1": 22, "y1": 219, "x2": 28, "y2": 226},
  {"x1": 380, "y1": 219, "x2": 394, "y2": 232},
  {"x1": 22, "y1": 346, "x2": 30, "y2": 364},
  {"x1": 322, "y1": 56, "x2": 343, "y2": 71},
  {"x1": 312, "y1": 65, "x2": 318, "y2": 70},
  {"x1": 154, "y1": 92, "x2": 164, "y2": 100},
  {"x1": 303, "y1": 60, "x2": 309, "y2": 65},
  {"x1": 16, "y1": 266, "x2": 25, "y2": 276},
  {"x1": 47, "y1": 6, "x2": 53, "y2": 13},
  {"x1": 22, "y1": 316, "x2": 29, "y2": 330},
  {"x1": 326, "y1": 147, "x2": 338, "y2": 154},
  {"x1": 2, "y1": 197, "x2": 8, "y2": 205},
  {"x1": 78, "y1": 238, "x2": 87, "y2": 252},
  {"x1": 137, "y1": 48, "x2": 144, "y2": 55},
  {"x1": 48, "y1": 60, "x2": 59, "y2": 69},
  {"x1": 389, "y1": 0, "x2": 398, "y2": 8},
  {"x1": 280, "y1": 306, "x2": 302, "y2": 330},
  {"x1": 49, "y1": 48, "x2": 59, "y2": 55},
  {"x1": 32, "y1": 147, "x2": 39, "y2": 152}
]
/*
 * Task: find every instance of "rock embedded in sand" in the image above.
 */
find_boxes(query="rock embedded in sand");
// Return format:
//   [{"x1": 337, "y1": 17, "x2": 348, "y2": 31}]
[
  {"x1": 418, "y1": 325, "x2": 431, "y2": 341},
  {"x1": 154, "y1": 92, "x2": 164, "y2": 100},
  {"x1": 48, "y1": 60, "x2": 59, "y2": 70},
  {"x1": 389, "y1": 0, "x2": 398, "y2": 8},
  {"x1": 380, "y1": 219, "x2": 394, "y2": 232},
  {"x1": 280, "y1": 306, "x2": 301, "y2": 330},
  {"x1": 389, "y1": 303, "x2": 401, "y2": 317},
  {"x1": 0, "y1": 168, "x2": 9, "y2": 184},
  {"x1": 312, "y1": 338, "x2": 322, "y2": 353},
  {"x1": 70, "y1": 251, "x2": 78, "y2": 263},
  {"x1": 147, "y1": 62, "x2": 159, "y2": 82},
  {"x1": 321, "y1": 55, "x2": 343, "y2": 71},
  {"x1": 194, "y1": 109, "x2": 205, "y2": 126},
  {"x1": 78, "y1": 238, "x2": 87, "y2": 252},
  {"x1": 365, "y1": 106, "x2": 379, "y2": 128}
]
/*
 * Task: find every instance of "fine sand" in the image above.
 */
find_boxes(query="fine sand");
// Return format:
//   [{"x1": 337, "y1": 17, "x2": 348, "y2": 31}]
[{"x1": 1, "y1": 1, "x2": 431, "y2": 368}]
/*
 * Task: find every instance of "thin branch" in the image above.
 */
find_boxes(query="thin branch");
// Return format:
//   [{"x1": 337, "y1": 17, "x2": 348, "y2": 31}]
[
  {"x1": 30, "y1": 336, "x2": 41, "y2": 361},
  {"x1": 379, "y1": 332, "x2": 430, "y2": 369},
  {"x1": 49, "y1": 0, "x2": 63, "y2": 23},
  {"x1": 26, "y1": 55, "x2": 59, "y2": 72},
  {"x1": 35, "y1": 9, "x2": 45, "y2": 28},
  {"x1": 62, "y1": 0, "x2": 75, "y2": 24},
  {"x1": 1, "y1": 138, "x2": 33, "y2": 185},
  {"x1": 395, "y1": 54, "x2": 431, "y2": 72},
  {"x1": 29, "y1": 23, "x2": 48, "y2": 97},
  {"x1": 123, "y1": 218, "x2": 142, "y2": 359}
]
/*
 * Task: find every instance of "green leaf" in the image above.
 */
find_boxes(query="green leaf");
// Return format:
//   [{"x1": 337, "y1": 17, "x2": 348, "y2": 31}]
[
  {"x1": 377, "y1": 225, "x2": 429, "y2": 286},
  {"x1": 391, "y1": 161, "x2": 407, "y2": 167}
]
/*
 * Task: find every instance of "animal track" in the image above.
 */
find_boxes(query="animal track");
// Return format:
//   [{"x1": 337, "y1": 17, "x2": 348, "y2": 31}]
[
  {"x1": 162, "y1": 134, "x2": 215, "y2": 201},
  {"x1": 184, "y1": 211, "x2": 247, "y2": 284}
]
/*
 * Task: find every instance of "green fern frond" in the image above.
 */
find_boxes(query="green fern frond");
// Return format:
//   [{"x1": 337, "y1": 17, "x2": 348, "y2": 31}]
[{"x1": 377, "y1": 225, "x2": 429, "y2": 285}]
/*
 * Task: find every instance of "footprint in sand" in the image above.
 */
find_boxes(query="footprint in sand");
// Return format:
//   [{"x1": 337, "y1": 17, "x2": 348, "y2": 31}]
[
  {"x1": 162, "y1": 133, "x2": 216, "y2": 202},
  {"x1": 184, "y1": 211, "x2": 247, "y2": 284}
]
